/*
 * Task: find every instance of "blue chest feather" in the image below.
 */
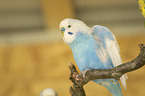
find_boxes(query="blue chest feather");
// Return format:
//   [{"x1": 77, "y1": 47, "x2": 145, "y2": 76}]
[{"x1": 69, "y1": 32, "x2": 113, "y2": 72}]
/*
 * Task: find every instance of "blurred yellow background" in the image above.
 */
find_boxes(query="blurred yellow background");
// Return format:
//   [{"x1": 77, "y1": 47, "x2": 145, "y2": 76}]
[{"x1": 0, "y1": 0, "x2": 145, "y2": 96}]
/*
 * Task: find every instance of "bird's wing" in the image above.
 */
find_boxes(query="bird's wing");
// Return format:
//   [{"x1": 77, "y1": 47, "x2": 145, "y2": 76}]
[{"x1": 91, "y1": 25, "x2": 128, "y2": 90}]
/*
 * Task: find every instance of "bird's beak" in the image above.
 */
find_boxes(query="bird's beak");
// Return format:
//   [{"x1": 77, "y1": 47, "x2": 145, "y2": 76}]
[{"x1": 61, "y1": 27, "x2": 65, "y2": 36}]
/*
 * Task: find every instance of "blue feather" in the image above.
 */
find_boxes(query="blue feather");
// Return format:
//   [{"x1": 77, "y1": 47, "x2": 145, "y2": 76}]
[{"x1": 68, "y1": 27, "x2": 123, "y2": 96}]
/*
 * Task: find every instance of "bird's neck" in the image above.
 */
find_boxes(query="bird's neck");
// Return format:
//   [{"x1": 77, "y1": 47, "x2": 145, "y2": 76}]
[
  {"x1": 68, "y1": 33, "x2": 96, "y2": 60},
  {"x1": 67, "y1": 34, "x2": 96, "y2": 71},
  {"x1": 68, "y1": 33, "x2": 90, "y2": 49}
]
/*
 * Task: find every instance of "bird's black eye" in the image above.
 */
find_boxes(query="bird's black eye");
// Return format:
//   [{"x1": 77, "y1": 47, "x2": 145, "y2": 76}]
[{"x1": 68, "y1": 25, "x2": 71, "y2": 28}]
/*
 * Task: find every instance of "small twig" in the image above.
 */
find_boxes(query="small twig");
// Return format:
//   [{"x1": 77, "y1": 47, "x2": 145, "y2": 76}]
[
  {"x1": 69, "y1": 63, "x2": 86, "y2": 96},
  {"x1": 69, "y1": 44, "x2": 145, "y2": 96}
]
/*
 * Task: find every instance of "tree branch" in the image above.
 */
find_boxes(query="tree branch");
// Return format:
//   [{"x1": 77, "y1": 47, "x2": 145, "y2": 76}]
[{"x1": 69, "y1": 44, "x2": 145, "y2": 96}]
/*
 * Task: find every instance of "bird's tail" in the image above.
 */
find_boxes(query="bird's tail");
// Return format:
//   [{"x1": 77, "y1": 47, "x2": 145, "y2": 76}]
[{"x1": 94, "y1": 79, "x2": 123, "y2": 96}]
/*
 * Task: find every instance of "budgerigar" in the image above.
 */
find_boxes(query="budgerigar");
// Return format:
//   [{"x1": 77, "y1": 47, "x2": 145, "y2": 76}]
[
  {"x1": 138, "y1": 0, "x2": 145, "y2": 17},
  {"x1": 40, "y1": 88, "x2": 58, "y2": 96},
  {"x1": 59, "y1": 18, "x2": 128, "y2": 96}
]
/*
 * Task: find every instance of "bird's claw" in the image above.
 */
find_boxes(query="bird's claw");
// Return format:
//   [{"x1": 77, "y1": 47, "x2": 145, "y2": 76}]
[
  {"x1": 75, "y1": 69, "x2": 90, "y2": 86},
  {"x1": 111, "y1": 80, "x2": 119, "y2": 85},
  {"x1": 75, "y1": 74, "x2": 84, "y2": 85},
  {"x1": 82, "y1": 69, "x2": 90, "y2": 78}
]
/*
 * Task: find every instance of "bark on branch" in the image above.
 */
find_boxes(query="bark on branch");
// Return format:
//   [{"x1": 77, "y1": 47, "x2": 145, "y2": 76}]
[{"x1": 69, "y1": 44, "x2": 145, "y2": 96}]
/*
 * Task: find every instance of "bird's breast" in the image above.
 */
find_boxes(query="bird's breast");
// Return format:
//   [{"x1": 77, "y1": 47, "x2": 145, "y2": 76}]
[{"x1": 70, "y1": 37, "x2": 103, "y2": 71}]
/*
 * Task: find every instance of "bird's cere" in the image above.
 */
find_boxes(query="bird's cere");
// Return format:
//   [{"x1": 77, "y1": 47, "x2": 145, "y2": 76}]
[{"x1": 61, "y1": 27, "x2": 65, "y2": 32}]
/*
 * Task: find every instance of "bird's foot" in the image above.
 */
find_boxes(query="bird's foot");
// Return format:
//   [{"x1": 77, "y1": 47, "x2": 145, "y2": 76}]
[
  {"x1": 82, "y1": 69, "x2": 90, "y2": 78},
  {"x1": 111, "y1": 80, "x2": 119, "y2": 85},
  {"x1": 75, "y1": 69, "x2": 90, "y2": 86},
  {"x1": 75, "y1": 74, "x2": 84, "y2": 86}
]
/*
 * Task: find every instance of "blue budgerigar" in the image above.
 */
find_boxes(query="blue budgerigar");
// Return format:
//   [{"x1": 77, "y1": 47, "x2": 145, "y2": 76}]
[{"x1": 59, "y1": 18, "x2": 128, "y2": 96}]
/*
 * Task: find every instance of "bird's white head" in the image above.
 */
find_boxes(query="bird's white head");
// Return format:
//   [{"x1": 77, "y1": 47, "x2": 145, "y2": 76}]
[
  {"x1": 40, "y1": 88, "x2": 57, "y2": 96},
  {"x1": 59, "y1": 18, "x2": 90, "y2": 44}
]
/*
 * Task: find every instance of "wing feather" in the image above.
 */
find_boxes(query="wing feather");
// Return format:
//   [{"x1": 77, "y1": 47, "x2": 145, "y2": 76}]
[{"x1": 92, "y1": 25, "x2": 128, "y2": 90}]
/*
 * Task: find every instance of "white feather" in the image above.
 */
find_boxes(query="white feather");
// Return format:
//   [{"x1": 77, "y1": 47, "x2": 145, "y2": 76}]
[
  {"x1": 97, "y1": 44, "x2": 108, "y2": 64},
  {"x1": 59, "y1": 18, "x2": 90, "y2": 44},
  {"x1": 105, "y1": 39, "x2": 128, "y2": 90},
  {"x1": 40, "y1": 88, "x2": 57, "y2": 96}
]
